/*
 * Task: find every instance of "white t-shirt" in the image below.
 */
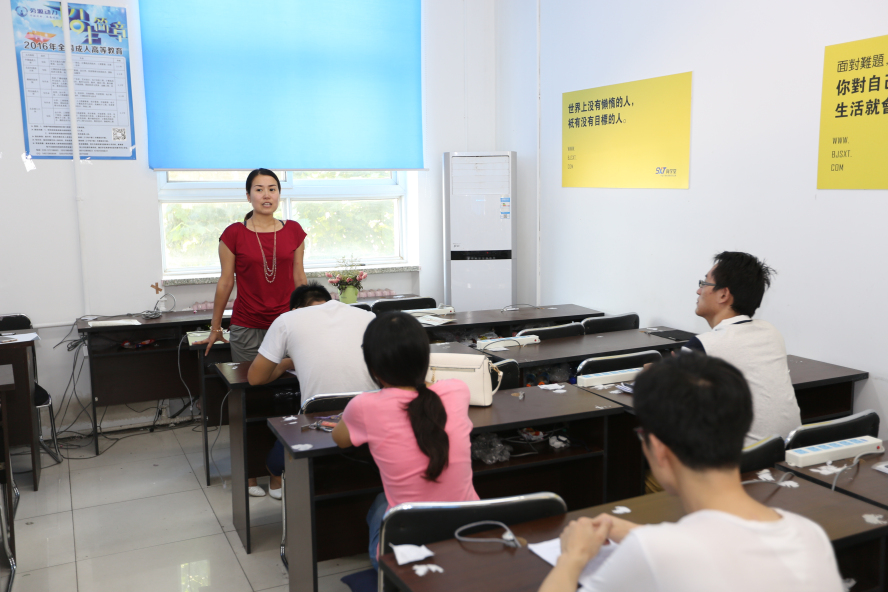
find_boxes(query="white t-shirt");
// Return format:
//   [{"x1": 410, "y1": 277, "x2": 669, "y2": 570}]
[
  {"x1": 683, "y1": 315, "x2": 802, "y2": 446},
  {"x1": 584, "y1": 509, "x2": 844, "y2": 592},
  {"x1": 257, "y1": 300, "x2": 378, "y2": 398}
]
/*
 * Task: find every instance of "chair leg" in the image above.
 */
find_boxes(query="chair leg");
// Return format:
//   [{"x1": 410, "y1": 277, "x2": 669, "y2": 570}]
[
  {"x1": 0, "y1": 484, "x2": 15, "y2": 592},
  {"x1": 37, "y1": 406, "x2": 62, "y2": 464},
  {"x1": 279, "y1": 471, "x2": 287, "y2": 570}
]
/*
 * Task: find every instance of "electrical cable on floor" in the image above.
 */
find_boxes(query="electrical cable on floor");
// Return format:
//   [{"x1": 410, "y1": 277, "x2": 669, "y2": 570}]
[{"x1": 210, "y1": 391, "x2": 230, "y2": 487}]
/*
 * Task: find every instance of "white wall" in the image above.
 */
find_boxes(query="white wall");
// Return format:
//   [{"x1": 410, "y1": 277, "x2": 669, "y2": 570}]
[
  {"x1": 511, "y1": 1, "x2": 888, "y2": 435},
  {"x1": 0, "y1": 0, "x2": 497, "y2": 434},
  {"x1": 495, "y1": 0, "x2": 540, "y2": 304}
]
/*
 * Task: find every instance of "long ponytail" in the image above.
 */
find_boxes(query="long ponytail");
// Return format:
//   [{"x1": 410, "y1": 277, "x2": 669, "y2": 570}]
[
  {"x1": 407, "y1": 383, "x2": 449, "y2": 481},
  {"x1": 362, "y1": 312, "x2": 450, "y2": 482}
]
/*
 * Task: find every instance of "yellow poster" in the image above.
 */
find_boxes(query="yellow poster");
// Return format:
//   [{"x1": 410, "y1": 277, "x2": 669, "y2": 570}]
[
  {"x1": 817, "y1": 35, "x2": 888, "y2": 189},
  {"x1": 562, "y1": 72, "x2": 692, "y2": 188}
]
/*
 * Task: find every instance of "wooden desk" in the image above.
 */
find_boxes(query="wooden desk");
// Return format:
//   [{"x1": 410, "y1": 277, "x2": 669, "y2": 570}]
[
  {"x1": 215, "y1": 361, "x2": 301, "y2": 554},
  {"x1": 586, "y1": 354, "x2": 868, "y2": 425},
  {"x1": 0, "y1": 366, "x2": 17, "y2": 557},
  {"x1": 484, "y1": 328, "x2": 685, "y2": 369},
  {"x1": 189, "y1": 340, "x2": 232, "y2": 486},
  {"x1": 380, "y1": 473, "x2": 888, "y2": 592},
  {"x1": 75, "y1": 294, "x2": 417, "y2": 455},
  {"x1": 0, "y1": 341, "x2": 41, "y2": 490},
  {"x1": 778, "y1": 454, "x2": 888, "y2": 512},
  {"x1": 269, "y1": 383, "x2": 633, "y2": 592}
]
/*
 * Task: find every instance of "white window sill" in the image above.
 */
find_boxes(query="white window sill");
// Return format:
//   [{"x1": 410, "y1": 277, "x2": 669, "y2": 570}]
[{"x1": 163, "y1": 264, "x2": 421, "y2": 286}]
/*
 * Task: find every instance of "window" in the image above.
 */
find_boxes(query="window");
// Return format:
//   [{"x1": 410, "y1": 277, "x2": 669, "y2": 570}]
[{"x1": 158, "y1": 171, "x2": 409, "y2": 276}]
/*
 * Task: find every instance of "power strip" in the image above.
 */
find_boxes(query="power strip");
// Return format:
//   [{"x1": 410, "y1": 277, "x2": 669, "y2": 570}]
[
  {"x1": 577, "y1": 368, "x2": 642, "y2": 388},
  {"x1": 785, "y1": 435, "x2": 884, "y2": 468},
  {"x1": 476, "y1": 335, "x2": 541, "y2": 350}
]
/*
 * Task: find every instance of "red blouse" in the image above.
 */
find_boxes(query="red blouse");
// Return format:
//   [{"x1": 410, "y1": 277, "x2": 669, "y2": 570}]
[{"x1": 220, "y1": 220, "x2": 307, "y2": 329}]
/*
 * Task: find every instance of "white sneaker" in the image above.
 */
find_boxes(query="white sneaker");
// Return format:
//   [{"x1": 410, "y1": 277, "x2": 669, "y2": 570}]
[
  {"x1": 269, "y1": 487, "x2": 282, "y2": 500},
  {"x1": 248, "y1": 485, "x2": 266, "y2": 497}
]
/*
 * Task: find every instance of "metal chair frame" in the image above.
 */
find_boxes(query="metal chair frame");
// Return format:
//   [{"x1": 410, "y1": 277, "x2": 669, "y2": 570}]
[
  {"x1": 576, "y1": 350, "x2": 662, "y2": 377},
  {"x1": 785, "y1": 409, "x2": 880, "y2": 449},
  {"x1": 378, "y1": 492, "x2": 567, "y2": 591},
  {"x1": 516, "y1": 322, "x2": 583, "y2": 341}
]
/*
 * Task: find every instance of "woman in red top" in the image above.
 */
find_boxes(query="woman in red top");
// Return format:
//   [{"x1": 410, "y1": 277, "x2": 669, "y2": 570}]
[{"x1": 196, "y1": 168, "x2": 307, "y2": 495}]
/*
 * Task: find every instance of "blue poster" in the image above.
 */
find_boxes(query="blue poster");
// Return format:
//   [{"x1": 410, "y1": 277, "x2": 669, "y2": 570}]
[{"x1": 10, "y1": 1, "x2": 136, "y2": 159}]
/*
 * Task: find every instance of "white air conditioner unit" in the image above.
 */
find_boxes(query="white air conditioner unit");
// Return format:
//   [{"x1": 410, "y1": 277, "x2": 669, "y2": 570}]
[{"x1": 443, "y1": 152, "x2": 517, "y2": 310}]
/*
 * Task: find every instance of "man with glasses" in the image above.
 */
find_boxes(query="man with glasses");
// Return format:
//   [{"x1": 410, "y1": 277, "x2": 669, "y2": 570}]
[
  {"x1": 538, "y1": 354, "x2": 843, "y2": 592},
  {"x1": 684, "y1": 251, "x2": 800, "y2": 445}
]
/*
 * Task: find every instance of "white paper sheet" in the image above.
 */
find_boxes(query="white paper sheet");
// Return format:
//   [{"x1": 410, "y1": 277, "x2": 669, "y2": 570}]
[
  {"x1": 528, "y1": 537, "x2": 619, "y2": 587},
  {"x1": 0, "y1": 332, "x2": 40, "y2": 343}
]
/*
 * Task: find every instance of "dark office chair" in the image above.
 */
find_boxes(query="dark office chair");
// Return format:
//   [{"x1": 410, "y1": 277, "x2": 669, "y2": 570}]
[
  {"x1": 785, "y1": 409, "x2": 880, "y2": 450},
  {"x1": 299, "y1": 392, "x2": 362, "y2": 415},
  {"x1": 739, "y1": 435, "x2": 786, "y2": 473},
  {"x1": 581, "y1": 313, "x2": 640, "y2": 335},
  {"x1": 379, "y1": 492, "x2": 567, "y2": 591},
  {"x1": 350, "y1": 303, "x2": 372, "y2": 312},
  {"x1": 516, "y1": 322, "x2": 583, "y2": 341},
  {"x1": 491, "y1": 359, "x2": 520, "y2": 390},
  {"x1": 371, "y1": 297, "x2": 437, "y2": 314},
  {"x1": 0, "y1": 424, "x2": 15, "y2": 592},
  {"x1": 0, "y1": 314, "x2": 61, "y2": 463},
  {"x1": 576, "y1": 350, "x2": 662, "y2": 376}
]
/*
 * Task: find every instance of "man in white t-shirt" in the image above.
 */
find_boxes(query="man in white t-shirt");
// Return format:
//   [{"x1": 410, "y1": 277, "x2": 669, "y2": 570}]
[
  {"x1": 538, "y1": 354, "x2": 844, "y2": 592},
  {"x1": 683, "y1": 251, "x2": 801, "y2": 445},
  {"x1": 246, "y1": 282, "x2": 377, "y2": 498}
]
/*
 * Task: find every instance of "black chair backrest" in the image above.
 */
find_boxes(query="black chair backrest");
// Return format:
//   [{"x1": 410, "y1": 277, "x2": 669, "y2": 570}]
[
  {"x1": 491, "y1": 359, "x2": 520, "y2": 390},
  {"x1": 581, "y1": 313, "x2": 640, "y2": 334},
  {"x1": 350, "y1": 303, "x2": 372, "y2": 311},
  {"x1": 0, "y1": 314, "x2": 32, "y2": 331},
  {"x1": 576, "y1": 350, "x2": 662, "y2": 376},
  {"x1": 380, "y1": 492, "x2": 566, "y2": 556},
  {"x1": 371, "y1": 297, "x2": 437, "y2": 314},
  {"x1": 785, "y1": 410, "x2": 880, "y2": 450},
  {"x1": 739, "y1": 435, "x2": 785, "y2": 473},
  {"x1": 299, "y1": 392, "x2": 363, "y2": 414},
  {"x1": 516, "y1": 322, "x2": 583, "y2": 341}
]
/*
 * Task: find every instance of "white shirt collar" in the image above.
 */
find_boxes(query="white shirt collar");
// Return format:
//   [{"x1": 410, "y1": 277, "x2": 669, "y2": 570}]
[{"x1": 712, "y1": 315, "x2": 752, "y2": 331}]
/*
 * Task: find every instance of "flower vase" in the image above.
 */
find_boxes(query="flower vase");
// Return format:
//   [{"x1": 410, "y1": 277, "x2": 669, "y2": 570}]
[{"x1": 340, "y1": 286, "x2": 359, "y2": 304}]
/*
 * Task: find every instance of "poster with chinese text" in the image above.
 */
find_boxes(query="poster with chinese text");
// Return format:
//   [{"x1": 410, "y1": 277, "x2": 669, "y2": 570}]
[
  {"x1": 817, "y1": 35, "x2": 888, "y2": 189},
  {"x1": 10, "y1": 1, "x2": 135, "y2": 159},
  {"x1": 562, "y1": 72, "x2": 691, "y2": 188}
]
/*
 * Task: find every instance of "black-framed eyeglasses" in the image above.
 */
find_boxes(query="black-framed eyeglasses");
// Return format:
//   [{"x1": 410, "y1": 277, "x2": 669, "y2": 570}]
[{"x1": 698, "y1": 280, "x2": 716, "y2": 289}]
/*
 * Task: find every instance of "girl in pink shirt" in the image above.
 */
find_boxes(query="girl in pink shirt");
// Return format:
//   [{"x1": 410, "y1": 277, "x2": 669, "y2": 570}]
[{"x1": 332, "y1": 312, "x2": 479, "y2": 570}]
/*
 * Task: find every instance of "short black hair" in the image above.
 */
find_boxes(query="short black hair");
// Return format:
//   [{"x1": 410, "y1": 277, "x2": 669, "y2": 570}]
[
  {"x1": 633, "y1": 352, "x2": 753, "y2": 470},
  {"x1": 711, "y1": 251, "x2": 775, "y2": 317},
  {"x1": 290, "y1": 282, "x2": 331, "y2": 309}
]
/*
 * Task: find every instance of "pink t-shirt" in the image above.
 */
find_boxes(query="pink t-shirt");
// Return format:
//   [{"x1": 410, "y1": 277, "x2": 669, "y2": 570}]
[{"x1": 342, "y1": 379, "x2": 479, "y2": 509}]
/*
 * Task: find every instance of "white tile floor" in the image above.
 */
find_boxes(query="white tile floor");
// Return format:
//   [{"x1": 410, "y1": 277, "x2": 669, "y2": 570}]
[{"x1": 4, "y1": 424, "x2": 372, "y2": 592}]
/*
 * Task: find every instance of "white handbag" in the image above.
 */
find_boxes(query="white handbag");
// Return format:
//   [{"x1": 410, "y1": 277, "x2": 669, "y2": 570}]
[{"x1": 427, "y1": 353, "x2": 503, "y2": 407}]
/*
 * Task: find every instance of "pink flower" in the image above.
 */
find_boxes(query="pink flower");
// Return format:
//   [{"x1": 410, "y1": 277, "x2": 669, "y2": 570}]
[
  {"x1": 325, "y1": 272, "x2": 332, "y2": 278},
  {"x1": 346, "y1": 277, "x2": 353, "y2": 283},
  {"x1": 330, "y1": 278, "x2": 340, "y2": 285}
]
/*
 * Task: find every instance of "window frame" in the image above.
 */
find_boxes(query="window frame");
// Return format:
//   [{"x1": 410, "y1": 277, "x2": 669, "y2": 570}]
[{"x1": 158, "y1": 171, "x2": 410, "y2": 277}]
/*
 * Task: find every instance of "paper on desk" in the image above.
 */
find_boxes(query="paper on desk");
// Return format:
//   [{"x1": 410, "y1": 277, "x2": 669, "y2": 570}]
[
  {"x1": 89, "y1": 319, "x2": 141, "y2": 327},
  {"x1": 0, "y1": 332, "x2": 40, "y2": 343},
  {"x1": 223, "y1": 310, "x2": 233, "y2": 317},
  {"x1": 416, "y1": 315, "x2": 455, "y2": 327},
  {"x1": 538, "y1": 384, "x2": 565, "y2": 390},
  {"x1": 484, "y1": 346, "x2": 509, "y2": 352},
  {"x1": 412, "y1": 564, "x2": 444, "y2": 576},
  {"x1": 528, "y1": 538, "x2": 619, "y2": 587},
  {"x1": 390, "y1": 543, "x2": 434, "y2": 565},
  {"x1": 872, "y1": 462, "x2": 888, "y2": 476}
]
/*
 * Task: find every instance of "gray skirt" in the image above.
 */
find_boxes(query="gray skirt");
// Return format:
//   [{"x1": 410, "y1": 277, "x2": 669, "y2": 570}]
[{"x1": 228, "y1": 325, "x2": 268, "y2": 363}]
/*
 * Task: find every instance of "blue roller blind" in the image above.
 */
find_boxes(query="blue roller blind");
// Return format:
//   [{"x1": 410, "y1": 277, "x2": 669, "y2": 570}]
[{"x1": 140, "y1": 0, "x2": 422, "y2": 170}]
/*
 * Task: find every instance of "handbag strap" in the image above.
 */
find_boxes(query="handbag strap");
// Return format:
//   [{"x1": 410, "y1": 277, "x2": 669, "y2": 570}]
[{"x1": 490, "y1": 364, "x2": 503, "y2": 395}]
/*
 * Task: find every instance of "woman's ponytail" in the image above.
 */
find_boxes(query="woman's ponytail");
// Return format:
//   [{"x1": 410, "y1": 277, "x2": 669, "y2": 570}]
[
  {"x1": 361, "y1": 312, "x2": 451, "y2": 482},
  {"x1": 244, "y1": 210, "x2": 254, "y2": 224},
  {"x1": 406, "y1": 383, "x2": 449, "y2": 481}
]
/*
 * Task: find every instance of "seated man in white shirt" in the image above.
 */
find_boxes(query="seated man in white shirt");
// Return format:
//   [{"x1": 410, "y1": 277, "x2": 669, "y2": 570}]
[
  {"x1": 538, "y1": 353, "x2": 844, "y2": 592},
  {"x1": 684, "y1": 251, "x2": 801, "y2": 445},
  {"x1": 246, "y1": 282, "x2": 377, "y2": 498}
]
